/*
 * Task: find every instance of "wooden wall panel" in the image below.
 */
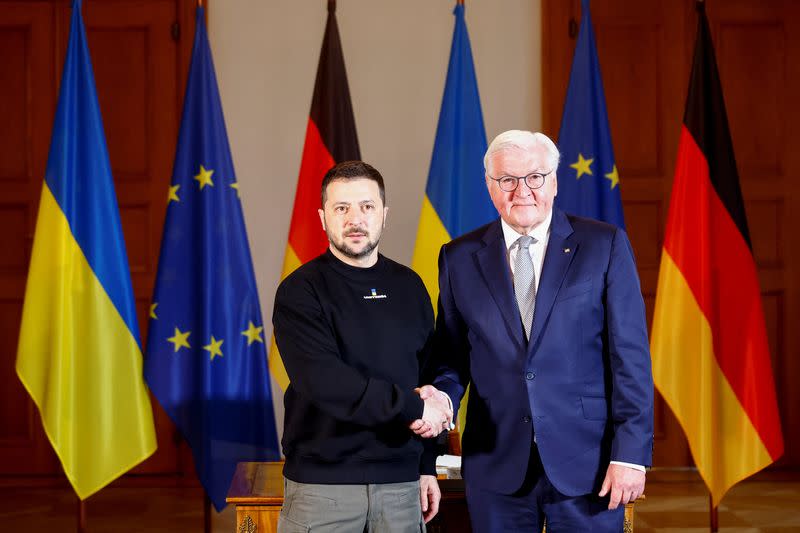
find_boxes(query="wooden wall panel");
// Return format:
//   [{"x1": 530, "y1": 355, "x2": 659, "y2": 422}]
[
  {"x1": 708, "y1": 0, "x2": 797, "y2": 469},
  {"x1": 0, "y1": 206, "x2": 29, "y2": 270},
  {"x1": 120, "y1": 204, "x2": 150, "y2": 272},
  {"x1": 543, "y1": 0, "x2": 800, "y2": 470},
  {"x1": 717, "y1": 23, "x2": 784, "y2": 177},
  {"x1": 747, "y1": 199, "x2": 782, "y2": 268},
  {"x1": 0, "y1": 299, "x2": 29, "y2": 442},
  {"x1": 0, "y1": 28, "x2": 28, "y2": 182},
  {"x1": 89, "y1": 27, "x2": 150, "y2": 181},
  {"x1": 623, "y1": 201, "x2": 662, "y2": 269},
  {"x1": 0, "y1": 1, "x2": 58, "y2": 477},
  {"x1": 0, "y1": 0, "x2": 199, "y2": 484},
  {"x1": 595, "y1": 23, "x2": 662, "y2": 178}
]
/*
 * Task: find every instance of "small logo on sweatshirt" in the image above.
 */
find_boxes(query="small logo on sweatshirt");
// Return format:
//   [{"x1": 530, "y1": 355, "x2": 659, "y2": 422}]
[{"x1": 363, "y1": 288, "x2": 387, "y2": 300}]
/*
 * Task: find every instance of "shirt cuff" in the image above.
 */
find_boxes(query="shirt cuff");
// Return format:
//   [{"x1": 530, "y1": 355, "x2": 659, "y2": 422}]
[
  {"x1": 439, "y1": 391, "x2": 456, "y2": 430},
  {"x1": 610, "y1": 461, "x2": 646, "y2": 472}
]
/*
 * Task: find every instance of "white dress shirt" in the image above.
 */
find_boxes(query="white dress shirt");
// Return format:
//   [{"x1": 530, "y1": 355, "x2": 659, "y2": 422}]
[
  {"x1": 497, "y1": 212, "x2": 645, "y2": 473},
  {"x1": 501, "y1": 212, "x2": 552, "y2": 300}
]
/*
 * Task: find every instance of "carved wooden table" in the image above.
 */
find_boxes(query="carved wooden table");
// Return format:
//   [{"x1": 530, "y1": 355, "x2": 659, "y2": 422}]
[
  {"x1": 226, "y1": 461, "x2": 636, "y2": 532},
  {"x1": 226, "y1": 462, "x2": 469, "y2": 533}
]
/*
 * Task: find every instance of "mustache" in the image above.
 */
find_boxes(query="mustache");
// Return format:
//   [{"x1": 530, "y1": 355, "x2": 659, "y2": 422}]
[{"x1": 344, "y1": 228, "x2": 369, "y2": 237}]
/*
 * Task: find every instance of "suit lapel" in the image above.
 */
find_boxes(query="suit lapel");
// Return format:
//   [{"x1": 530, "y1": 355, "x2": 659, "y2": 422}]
[
  {"x1": 528, "y1": 209, "x2": 577, "y2": 353},
  {"x1": 475, "y1": 221, "x2": 525, "y2": 351}
]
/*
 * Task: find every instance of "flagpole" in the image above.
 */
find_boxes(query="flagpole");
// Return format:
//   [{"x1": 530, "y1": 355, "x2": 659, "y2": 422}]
[
  {"x1": 204, "y1": 493, "x2": 212, "y2": 533},
  {"x1": 77, "y1": 496, "x2": 86, "y2": 533},
  {"x1": 693, "y1": 2, "x2": 714, "y2": 531},
  {"x1": 186, "y1": 0, "x2": 204, "y2": 495},
  {"x1": 710, "y1": 494, "x2": 718, "y2": 532},
  {"x1": 695, "y1": 1, "x2": 714, "y2": 532}
]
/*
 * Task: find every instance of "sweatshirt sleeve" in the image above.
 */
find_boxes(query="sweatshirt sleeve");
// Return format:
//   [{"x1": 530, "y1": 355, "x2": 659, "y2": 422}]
[
  {"x1": 416, "y1": 275, "x2": 443, "y2": 476},
  {"x1": 273, "y1": 276, "x2": 424, "y2": 426}
]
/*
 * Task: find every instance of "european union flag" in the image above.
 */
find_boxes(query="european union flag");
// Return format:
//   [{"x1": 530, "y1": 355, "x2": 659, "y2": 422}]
[
  {"x1": 556, "y1": 0, "x2": 625, "y2": 228},
  {"x1": 144, "y1": 6, "x2": 279, "y2": 511}
]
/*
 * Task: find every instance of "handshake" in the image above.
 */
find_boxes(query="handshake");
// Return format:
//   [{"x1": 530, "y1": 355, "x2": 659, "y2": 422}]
[{"x1": 408, "y1": 385, "x2": 454, "y2": 438}]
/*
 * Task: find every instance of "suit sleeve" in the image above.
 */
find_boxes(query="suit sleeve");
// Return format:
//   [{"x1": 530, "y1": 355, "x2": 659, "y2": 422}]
[
  {"x1": 273, "y1": 277, "x2": 424, "y2": 426},
  {"x1": 606, "y1": 228, "x2": 655, "y2": 467},
  {"x1": 428, "y1": 245, "x2": 472, "y2": 420}
]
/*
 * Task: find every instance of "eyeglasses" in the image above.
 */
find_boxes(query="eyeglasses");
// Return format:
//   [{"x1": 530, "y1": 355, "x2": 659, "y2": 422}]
[{"x1": 488, "y1": 170, "x2": 552, "y2": 192}]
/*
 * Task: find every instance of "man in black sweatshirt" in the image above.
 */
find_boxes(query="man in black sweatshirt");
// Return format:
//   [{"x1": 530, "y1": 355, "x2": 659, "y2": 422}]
[{"x1": 273, "y1": 161, "x2": 452, "y2": 533}]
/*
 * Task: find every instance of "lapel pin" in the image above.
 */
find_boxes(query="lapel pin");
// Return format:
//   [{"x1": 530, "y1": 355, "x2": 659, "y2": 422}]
[{"x1": 563, "y1": 247, "x2": 571, "y2": 253}]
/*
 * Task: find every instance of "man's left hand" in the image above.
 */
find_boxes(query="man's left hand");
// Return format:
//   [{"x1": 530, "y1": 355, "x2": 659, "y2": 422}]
[
  {"x1": 419, "y1": 474, "x2": 441, "y2": 523},
  {"x1": 598, "y1": 463, "x2": 645, "y2": 510}
]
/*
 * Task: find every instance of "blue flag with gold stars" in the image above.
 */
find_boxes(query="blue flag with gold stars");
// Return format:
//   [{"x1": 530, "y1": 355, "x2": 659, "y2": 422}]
[
  {"x1": 144, "y1": 6, "x2": 279, "y2": 511},
  {"x1": 556, "y1": 0, "x2": 625, "y2": 228}
]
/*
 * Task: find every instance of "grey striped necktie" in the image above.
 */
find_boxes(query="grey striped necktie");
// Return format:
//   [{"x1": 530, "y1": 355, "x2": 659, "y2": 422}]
[{"x1": 514, "y1": 235, "x2": 536, "y2": 340}]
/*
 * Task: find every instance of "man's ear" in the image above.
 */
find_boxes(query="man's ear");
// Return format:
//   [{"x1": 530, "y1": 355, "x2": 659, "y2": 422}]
[
  {"x1": 382, "y1": 206, "x2": 389, "y2": 228},
  {"x1": 318, "y1": 208, "x2": 326, "y2": 231}
]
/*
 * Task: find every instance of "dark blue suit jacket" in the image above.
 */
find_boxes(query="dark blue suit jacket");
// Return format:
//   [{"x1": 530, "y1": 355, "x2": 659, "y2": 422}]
[{"x1": 431, "y1": 209, "x2": 653, "y2": 496}]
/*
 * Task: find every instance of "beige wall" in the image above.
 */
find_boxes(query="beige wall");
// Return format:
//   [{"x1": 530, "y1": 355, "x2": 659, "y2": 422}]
[{"x1": 208, "y1": 0, "x2": 541, "y2": 425}]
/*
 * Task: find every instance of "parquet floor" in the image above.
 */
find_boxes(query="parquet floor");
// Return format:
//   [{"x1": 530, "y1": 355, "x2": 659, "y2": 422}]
[{"x1": 0, "y1": 476, "x2": 797, "y2": 532}]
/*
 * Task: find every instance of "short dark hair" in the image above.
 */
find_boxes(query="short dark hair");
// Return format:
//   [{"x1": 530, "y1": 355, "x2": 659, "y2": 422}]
[{"x1": 320, "y1": 161, "x2": 386, "y2": 206}]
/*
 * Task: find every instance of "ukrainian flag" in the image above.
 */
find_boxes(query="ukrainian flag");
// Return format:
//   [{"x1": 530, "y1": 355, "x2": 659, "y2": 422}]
[
  {"x1": 16, "y1": 0, "x2": 157, "y2": 500},
  {"x1": 412, "y1": 3, "x2": 495, "y2": 432}
]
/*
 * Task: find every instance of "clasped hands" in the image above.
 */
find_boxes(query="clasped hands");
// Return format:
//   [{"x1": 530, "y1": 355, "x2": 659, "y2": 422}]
[{"x1": 408, "y1": 385, "x2": 453, "y2": 438}]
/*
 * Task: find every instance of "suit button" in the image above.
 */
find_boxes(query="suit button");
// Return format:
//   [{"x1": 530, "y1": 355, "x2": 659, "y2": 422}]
[
  {"x1": 522, "y1": 416, "x2": 531, "y2": 423},
  {"x1": 526, "y1": 372, "x2": 535, "y2": 380}
]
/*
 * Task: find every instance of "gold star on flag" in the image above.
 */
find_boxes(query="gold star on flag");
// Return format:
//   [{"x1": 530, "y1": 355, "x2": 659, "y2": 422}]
[
  {"x1": 168, "y1": 184, "x2": 180, "y2": 203},
  {"x1": 570, "y1": 153, "x2": 594, "y2": 179},
  {"x1": 230, "y1": 182, "x2": 240, "y2": 198},
  {"x1": 605, "y1": 165, "x2": 620, "y2": 189},
  {"x1": 194, "y1": 165, "x2": 214, "y2": 190},
  {"x1": 241, "y1": 321, "x2": 264, "y2": 346},
  {"x1": 204, "y1": 335, "x2": 224, "y2": 361},
  {"x1": 167, "y1": 327, "x2": 191, "y2": 352},
  {"x1": 150, "y1": 303, "x2": 158, "y2": 319}
]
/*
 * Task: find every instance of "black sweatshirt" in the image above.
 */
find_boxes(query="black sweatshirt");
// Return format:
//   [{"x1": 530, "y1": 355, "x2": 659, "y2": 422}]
[{"x1": 273, "y1": 250, "x2": 437, "y2": 484}]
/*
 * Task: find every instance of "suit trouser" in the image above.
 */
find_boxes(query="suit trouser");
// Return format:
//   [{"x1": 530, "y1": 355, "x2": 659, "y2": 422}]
[
  {"x1": 278, "y1": 477, "x2": 425, "y2": 533},
  {"x1": 465, "y1": 444, "x2": 624, "y2": 533}
]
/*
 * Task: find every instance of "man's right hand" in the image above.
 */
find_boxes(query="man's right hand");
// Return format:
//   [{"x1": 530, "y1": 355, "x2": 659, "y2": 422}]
[{"x1": 409, "y1": 385, "x2": 452, "y2": 438}]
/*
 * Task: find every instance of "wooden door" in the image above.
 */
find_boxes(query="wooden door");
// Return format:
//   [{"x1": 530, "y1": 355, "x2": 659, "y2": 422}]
[
  {"x1": 0, "y1": 0, "x2": 59, "y2": 476},
  {"x1": 0, "y1": 0, "x2": 198, "y2": 482},
  {"x1": 543, "y1": 0, "x2": 800, "y2": 470}
]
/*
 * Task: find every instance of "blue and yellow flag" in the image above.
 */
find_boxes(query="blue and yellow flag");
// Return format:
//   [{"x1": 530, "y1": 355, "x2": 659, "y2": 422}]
[
  {"x1": 412, "y1": 2, "x2": 495, "y2": 432},
  {"x1": 412, "y1": 2, "x2": 495, "y2": 301},
  {"x1": 16, "y1": 0, "x2": 157, "y2": 500},
  {"x1": 144, "y1": 6, "x2": 279, "y2": 511},
  {"x1": 556, "y1": 0, "x2": 625, "y2": 228}
]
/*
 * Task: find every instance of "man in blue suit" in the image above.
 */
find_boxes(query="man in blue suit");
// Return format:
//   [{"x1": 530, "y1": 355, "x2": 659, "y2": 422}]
[{"x1": 416, "y1": 130, "x2": 653, "y2": 532}]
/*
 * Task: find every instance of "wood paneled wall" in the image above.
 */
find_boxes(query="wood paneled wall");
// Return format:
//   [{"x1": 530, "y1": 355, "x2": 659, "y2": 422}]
[
  {"x1": 543, "y1": 0, "x2": 800, "y2": 470},
  {"x1": 0, "y1": 0, "x2": 198, "y2": 484}
]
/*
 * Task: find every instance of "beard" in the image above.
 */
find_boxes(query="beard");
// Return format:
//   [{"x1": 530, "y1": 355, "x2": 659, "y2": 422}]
[{"x1": 329, "y1": 227, "x2": 381, "y2": 260}]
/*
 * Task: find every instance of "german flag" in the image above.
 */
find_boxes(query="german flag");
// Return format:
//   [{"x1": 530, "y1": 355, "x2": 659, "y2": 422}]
[
  {"x1": 268, "y1": 1, "x2": 360, "y2": 391},
  {"x1": 651, "y1": 3, "x2": 783, "y2": 505}
]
